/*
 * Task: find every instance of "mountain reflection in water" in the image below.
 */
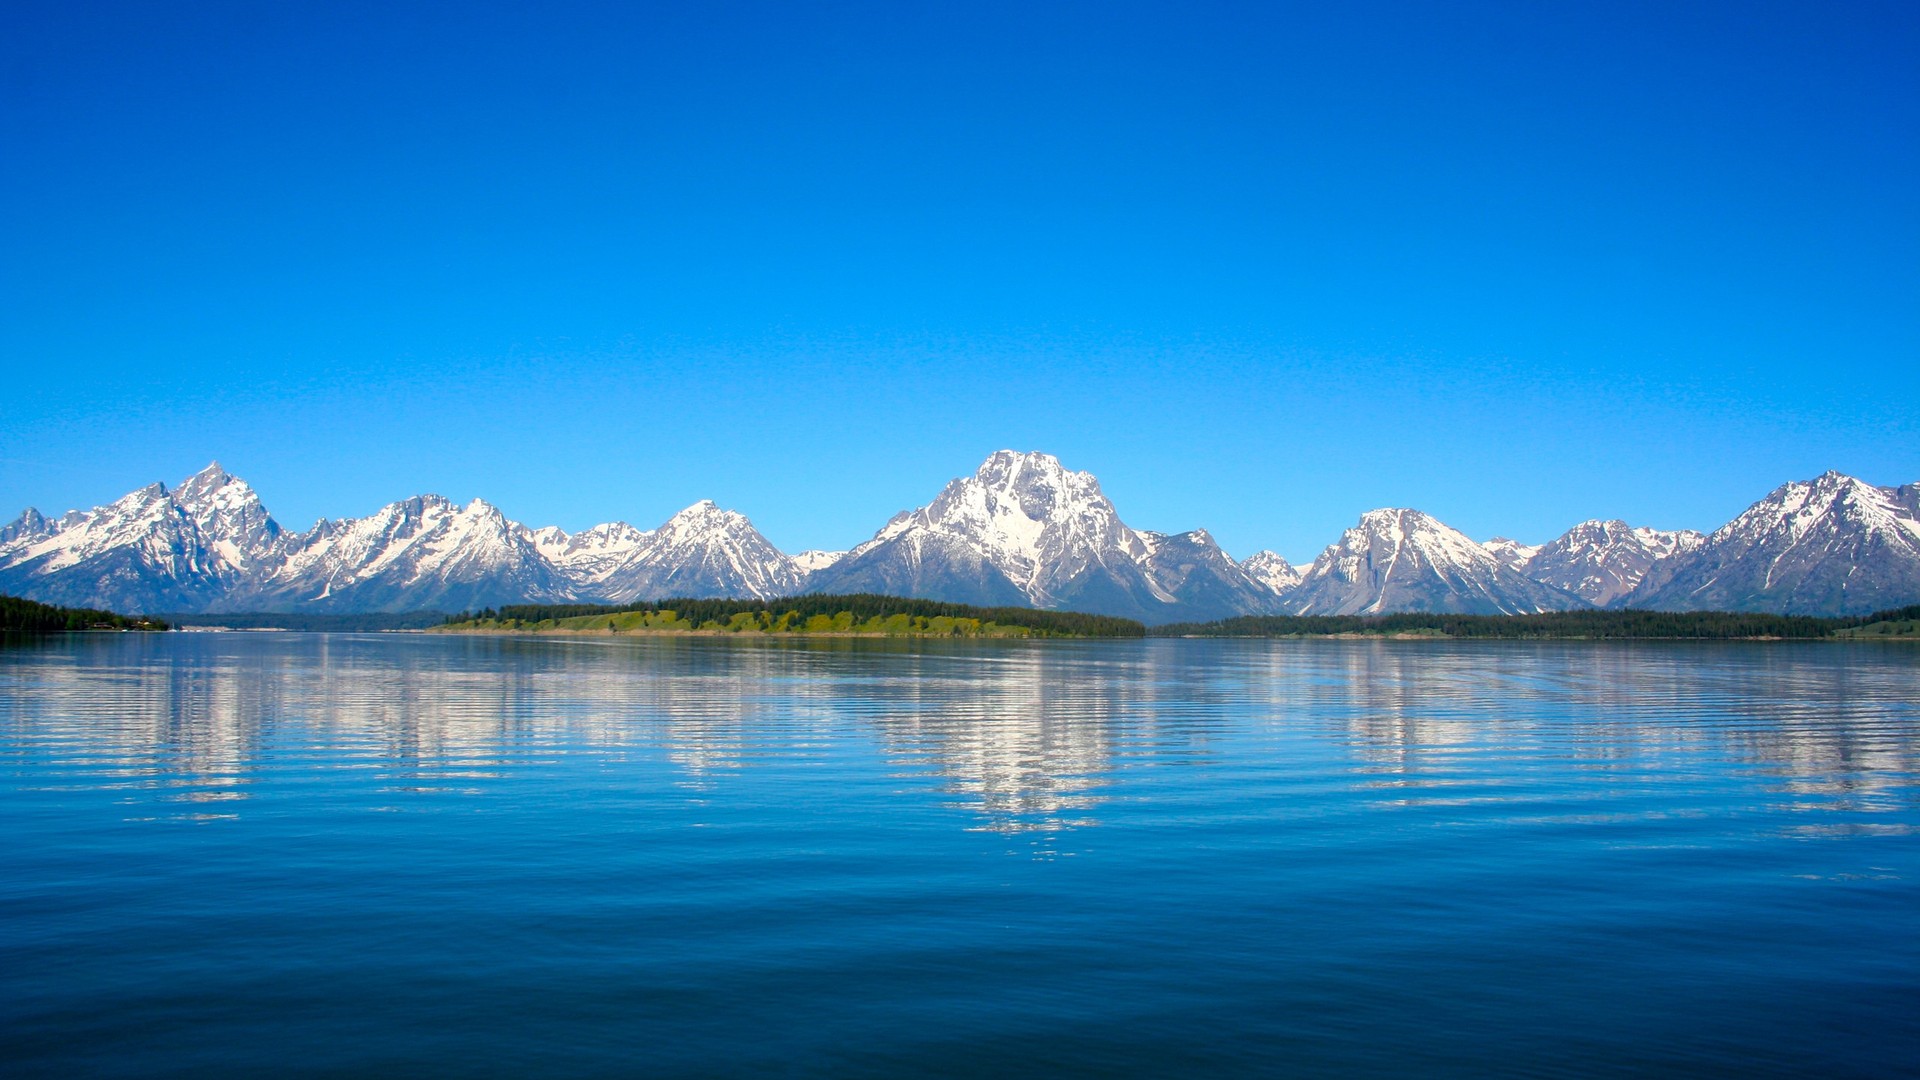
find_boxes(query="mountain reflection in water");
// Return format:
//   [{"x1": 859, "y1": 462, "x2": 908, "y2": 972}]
[
  {"x1": 6, "y1": 634, "x2": 1914, "y2": 840},
  {"x1": 4, "y1": 632, "x2": 1918, "y2": 1077}
]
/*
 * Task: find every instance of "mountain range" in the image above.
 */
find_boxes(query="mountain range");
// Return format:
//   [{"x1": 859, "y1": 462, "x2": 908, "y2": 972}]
[{"x1": 3, "y1": 453, "x2": 1917, "y2": 622}]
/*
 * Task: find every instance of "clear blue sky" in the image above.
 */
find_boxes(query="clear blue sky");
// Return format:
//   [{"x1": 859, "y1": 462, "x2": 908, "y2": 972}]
[{"x1": 4, "y1": 1, "x2": 1915, "y2": 562}]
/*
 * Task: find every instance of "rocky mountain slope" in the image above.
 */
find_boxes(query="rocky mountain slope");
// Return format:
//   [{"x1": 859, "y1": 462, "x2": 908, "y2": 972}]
[
  {"x1": 0, "y1": 464, "x2": 277, "y2": 612},
  {"x1": 1628, "y1": 472, "x2": 1920, "y2": 615},
  {"x1": 1240, "y1": 550, "x2": 1304, "y2": 597},
  {"x1": 1284, "y1": 508, "x2": 1584, "y2": 616},
  {"x1": 1524, "y1": 521, "x2": 1704, "y2": 607}
]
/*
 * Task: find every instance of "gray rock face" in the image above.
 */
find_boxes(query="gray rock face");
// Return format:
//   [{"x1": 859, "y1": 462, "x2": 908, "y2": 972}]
[
  {"x1": 1524, "y1": 520, "x2": 1704, "y2": 607},
  {"x1": 1286, "y1": 508, "x2": 1585, "y2": 615},
  {"x1": 806, "y1": 451, "x2": 1277, "y2": 623},
  {"x1": 1628, "y1": 471, "x2": 1920, "y2": 615}
]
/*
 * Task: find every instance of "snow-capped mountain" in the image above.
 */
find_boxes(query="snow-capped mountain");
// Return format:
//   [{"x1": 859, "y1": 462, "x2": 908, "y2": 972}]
[
  {"x1": 1135, "y1": 528, "x2": 1285, "y2": 621},
  {"x1": 792, "y1": 549, "x2": 846, "y2": 574},
  {"x1": 229, "y1": 494, "x2": 573, "y2": 613},
  {"x1": 0, "y1": 507, "x2": 52, "y2": 547},
  {"x1": 174, "y1": 464, "x2": 286, "y2": 573},
  {"x1": 541, "y1": 501, "x2": 804, "y2": 603},
  {"x1": 805, "y1": 450, "x2": 1276, "y2": 623},
  {"x1": 0, "y1": 463, "x2": 276, "y2": 612},
  {"x1": 5, "y1": 459, "x2": 1917, "y2": 619},
  {"x1": 1481, "y1": 537, "x2": 1541, "y2": 572},
  {"x1": 534, "y1": 521, "x2": 651, "y2": 593},
  {"x1": 1285, "y1": 508, "x2": 1584, "y2": 615},
  {"x1": 1, "y1": 463, "x2": 816, "y2": 614},
  {"x1": 1523, "y1": 520, "x2": 1703, "y2": 607},
  {"x1": 1628, "y1": 471, "x2": 1920, "y2": 615},
  {"x1": 1240, "y1": 550, "x2": 1304, "y2": 597}
]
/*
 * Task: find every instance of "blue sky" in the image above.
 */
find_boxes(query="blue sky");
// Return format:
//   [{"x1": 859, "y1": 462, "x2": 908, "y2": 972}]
[{"x1": 4, "y1": 1, "x2": 1916, "y2": 562}]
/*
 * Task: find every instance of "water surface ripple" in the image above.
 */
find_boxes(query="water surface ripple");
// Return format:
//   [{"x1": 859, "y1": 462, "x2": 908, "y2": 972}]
[{"x1": 2, "y1": 634, "x2": 1916, "y2": 1076}]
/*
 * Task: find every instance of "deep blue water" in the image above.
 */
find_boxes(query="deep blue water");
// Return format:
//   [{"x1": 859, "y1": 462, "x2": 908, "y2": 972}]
[{"x1": 2, "y1": 633, "x2": 1916, "y2": 1077}]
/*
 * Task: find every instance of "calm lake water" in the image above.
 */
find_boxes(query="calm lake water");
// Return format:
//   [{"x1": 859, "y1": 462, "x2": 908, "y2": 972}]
[{"x1": 2, "y1": 633, "x2": 1916, "y2": 1077}]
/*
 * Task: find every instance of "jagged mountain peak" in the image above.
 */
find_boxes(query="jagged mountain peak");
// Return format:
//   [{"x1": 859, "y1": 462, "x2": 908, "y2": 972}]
[
  {"x1": 1630, "y1": 470, "x2": 1920, "y2": 614},
  {"x1": 663, "y1": 498, "x2": 742, "y2": 527},
  {"x1": 1347, "y1": 507, "x2": 1494, "y2": 563},
  {"x1": 568, "y1": 500, "x2": 800, "y2": 602},
  {"x1": 792, "y1": 549, "x2": 846, "y2": 574},
  {"x1": 1286, "y1": 507, "x2": 1581, "y2": 616},
  {"x1": 905, "y1": 450, "x2": 1132, "y2": 593},
  {"x1": 176, "y1": 460, "x2": 233, "y2": 492},
  {"x1": 1525, "y1": 519, "x2": 1703, "y2": 607},
  {"x1": 1241, "y1": 550, "x2": 1303, "y2": 596},
  {"x1": 1482, "y1": 537, "x2": 1540, "y2": 571},
  {"x1": 809, "y1": 450, "x2": 1271, "y2": 622},
  {"x1": 8, "y1": 458, "x2": 1918, "y2": 619},
  {"x1": 1706, "y1": 470, "x2": 1903, "y2": 545},
  {"x1": 1, "y1": 507, "x2": 51, "y2": 545}
]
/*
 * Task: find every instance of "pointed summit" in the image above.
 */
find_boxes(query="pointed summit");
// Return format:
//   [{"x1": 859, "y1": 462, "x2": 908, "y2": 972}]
[
  {"x1": 171, "y1": 462, "x2": 283, "y2": 571},
  {"x1": 0, "y1": 507, "x2": 51, "y2": 546}
]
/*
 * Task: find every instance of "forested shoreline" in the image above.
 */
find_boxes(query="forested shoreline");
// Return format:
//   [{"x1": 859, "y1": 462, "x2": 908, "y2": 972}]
[
  {"x1": 1150, "y1": 606, "x2": 1920, "y2": 640},
  {"x1": 8, "y1": 589, "x2": 1916, "y2": 641},
  {"x1": 1, "y1": 595, "x2": 169, "y2": 634},
  {"x1": 440, "y1": 594, "x2": 1147, "y2": 638}
]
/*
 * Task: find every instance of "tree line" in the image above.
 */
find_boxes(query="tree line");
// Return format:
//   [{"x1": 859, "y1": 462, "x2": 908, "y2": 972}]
[
  {"x1": 445, "y1": 593, "x2": 1146, "y2": 638},
  {"x1": 1, "y1": 595, "x2": 169, "y2": 634},
  {"x1": 1149, "y1": 605, "x2": 1920, "y2": 640}
]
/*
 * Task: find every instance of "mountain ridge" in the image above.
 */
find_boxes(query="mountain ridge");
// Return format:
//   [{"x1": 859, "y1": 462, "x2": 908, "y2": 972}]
[{"x1": 3, "y1": 456, "x2": 1916, "y2": 620}]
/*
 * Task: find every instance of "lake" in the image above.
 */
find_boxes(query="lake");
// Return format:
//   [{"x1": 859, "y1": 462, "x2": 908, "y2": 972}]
[{"x1": 2, "y1": 633, "x2": 1916, "y2": 1076}]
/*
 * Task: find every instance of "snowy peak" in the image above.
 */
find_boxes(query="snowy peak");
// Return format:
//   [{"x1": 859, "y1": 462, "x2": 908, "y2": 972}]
[
  {"x1": 1482, "y1": 537, "x2": 1541, "y2": 571},
  {"x1": 792, "y1": 549, "x2": 846, "y2": 574},
  {"x1": 902, "y1": 449, "x2": 1137, "y2": 599},
  {"x1": 810, "y1": 450, "x2": 1272, "y2": 622},
  {"x1": 1240, "y1": 550, "x2": 1303, "y2": 596},
  {"x1": 8, "y1": 458, "x2": 1918, "y2": 619},
  {"x1": 235, "y1": 492, "x2": 569, "y2": 613},
  {"x1": 1286, "y1": 508, "x2": 1581, "y2": 615},
  {"x1": 1705, "y1": 470, "x2": 1915, "y2": 549},
  {"x1": 0, "y1": 466, "x2": 287, "y2": 612},
  {"x1": 531, "y1": 501, "x2": 805, "y2": 603},
  {"x1": 1630, "y1": 471, "x2": 1920, "y2": 614},
  {"x1": 1524, "y1": 519, "x2": 1703, "y2": 607},
  {"x1": 172, "y1": 461, "x2": 284, "y2": 571},
  {"x1": 585, "y1": 500, "x2": 802, "y2": 602},
  {"x1": 1, "y1": 507, "x2": 51, "y2": 546}
]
